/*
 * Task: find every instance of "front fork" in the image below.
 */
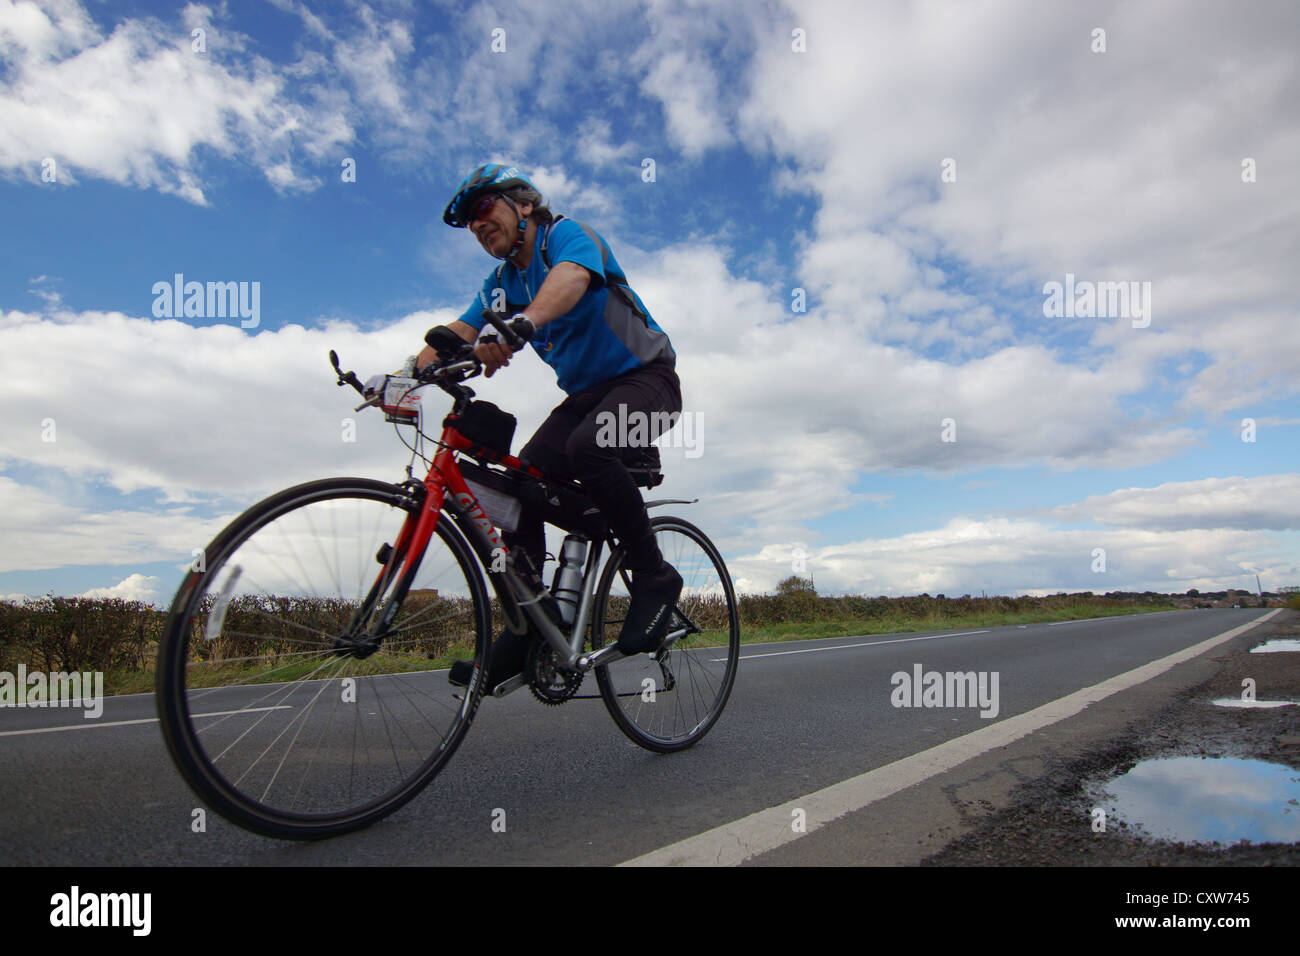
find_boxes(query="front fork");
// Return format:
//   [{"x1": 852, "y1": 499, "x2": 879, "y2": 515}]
[{"x1": 333, "y1": 481, "x2": 433, "y2": 658}]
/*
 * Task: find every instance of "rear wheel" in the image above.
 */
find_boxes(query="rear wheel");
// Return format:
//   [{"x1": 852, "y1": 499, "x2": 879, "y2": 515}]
[
  {"x1": 156, "y1": 478, "x2": 490, "y2": 839},
  {"x1": 591, "y1": 516, "x2": 739, "y2": 753}
]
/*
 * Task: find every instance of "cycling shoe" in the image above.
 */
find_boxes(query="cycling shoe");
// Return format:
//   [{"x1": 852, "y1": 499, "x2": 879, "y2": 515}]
[
  {"x1": 618, "y1": 561, "x2": 683, "y2": 654},
  {"x1": 448, "y1": 628, "x2": 535, "y2": 692}
]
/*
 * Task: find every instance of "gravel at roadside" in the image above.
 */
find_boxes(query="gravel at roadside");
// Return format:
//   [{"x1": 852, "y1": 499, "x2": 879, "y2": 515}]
[{"x1": 923, "y1": 611, "x2": 1300, "y2": 866}]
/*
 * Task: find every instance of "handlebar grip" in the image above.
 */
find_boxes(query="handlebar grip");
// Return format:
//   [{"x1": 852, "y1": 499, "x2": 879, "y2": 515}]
[{"x1": 481, "y1": 309, "x2": 524, "y2": 351}]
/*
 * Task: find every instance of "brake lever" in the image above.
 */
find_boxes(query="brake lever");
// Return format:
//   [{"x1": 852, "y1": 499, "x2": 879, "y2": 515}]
[{"x1": 418, "y1": 354, "x2": 481, "y2": 385}]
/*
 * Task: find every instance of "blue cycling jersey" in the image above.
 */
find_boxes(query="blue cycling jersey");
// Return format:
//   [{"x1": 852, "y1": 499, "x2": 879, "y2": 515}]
[{"x1": 457, "y1": 219, "x2": 674, "y2": 394}]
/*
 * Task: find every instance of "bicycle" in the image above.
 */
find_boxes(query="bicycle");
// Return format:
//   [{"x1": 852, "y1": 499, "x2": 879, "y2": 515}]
[{"x1": 155, "y1": 311, "x2": 739, "y2": 840}]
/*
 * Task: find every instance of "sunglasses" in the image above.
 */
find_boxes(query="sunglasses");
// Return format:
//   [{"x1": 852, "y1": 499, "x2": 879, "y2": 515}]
[{"x1": 467, "y1": 193, "x2": 503, "y2": 224}]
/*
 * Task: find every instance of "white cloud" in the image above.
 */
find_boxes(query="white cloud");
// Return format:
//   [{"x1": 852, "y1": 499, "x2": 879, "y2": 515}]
[
  {"x1": 1047, "y1": 475, "x2": 1300, "y2": 532},
  {"x1": 527, "y1": 164, "x2": 619, "y2": 222},
  {"x1": 81, "y1": 572, "x2": 163, "y2": 605},
  {"x1": 0, "y1": 474, "x2": 230, "y2": 573},
  {"x1": 627, "y1": 240, "x2": 1199, "y2": 492},
  {"x1": 576, "y1": 118, "x2": 638, "y2": 169},
  {"x1": 0, "y1": 304, "x2": 561, "y2": 500},
  {"x1": 732, "y1": 0, "x2": 1300, "y2": 412},
  {"x1": 264, "y1": 0, "x2": 332, "y2": 42},
  {"x1": 728, "y1": 518, "x2": 1292, "y2": 597},
  {"x1": 26, "y1": 275, "x2": 62, "y2": 311},
  {"x1": 639, "y1": 49, "x2": 730, "y2": 158},
  {"x1": 722, "y1": 471, "x2": 1300, "y2": 595},
  {"x1": 263, "y1": 159, "x2": 319, "y2": 191},
  {"x1": 627, "y1": 0, "x2": 782, "y2": 161},
  {"x1": 0, "y1": 0, "x2": 349, "y2": 201},
  {"x1": 330, "y1": 8, "x2": 413, "y2": 127}
]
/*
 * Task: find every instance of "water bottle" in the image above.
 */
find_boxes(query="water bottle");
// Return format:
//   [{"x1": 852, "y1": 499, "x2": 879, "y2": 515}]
[{"x1": 551, "y1": 535, "x2": 588, "y2": 626}]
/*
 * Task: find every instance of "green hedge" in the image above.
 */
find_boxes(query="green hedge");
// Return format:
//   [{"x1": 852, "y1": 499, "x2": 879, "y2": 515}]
[
  {"x1": 0, "y1": 590, "x2": 1177, "y2": 675},
  {"x1": 0, "y1": 596, "x2": 163, "y2": 673}
]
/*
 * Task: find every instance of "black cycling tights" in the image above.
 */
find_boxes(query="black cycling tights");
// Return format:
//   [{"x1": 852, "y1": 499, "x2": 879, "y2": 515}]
[{"x1": 506, "y1": 358, "x2": 682, "y2": 573}]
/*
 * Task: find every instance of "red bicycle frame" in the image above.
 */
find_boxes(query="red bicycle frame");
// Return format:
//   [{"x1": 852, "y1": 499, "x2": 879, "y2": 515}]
[{"x1": 365, "y1": 410, "x2": 609, "y2": 679}]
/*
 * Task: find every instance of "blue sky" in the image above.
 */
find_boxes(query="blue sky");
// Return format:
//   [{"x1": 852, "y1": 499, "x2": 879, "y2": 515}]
[{"x1": 2, "y1": 0, "x2": 1297, "y2": 605}]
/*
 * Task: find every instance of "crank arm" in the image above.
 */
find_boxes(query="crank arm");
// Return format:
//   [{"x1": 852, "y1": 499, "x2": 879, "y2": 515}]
[{"x1": 491, "y1": 673, "x2": 529, "y2": 699}]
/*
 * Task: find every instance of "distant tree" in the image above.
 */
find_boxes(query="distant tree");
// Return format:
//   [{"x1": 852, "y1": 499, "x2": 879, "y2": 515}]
[
  {"x1": 776, "y1": 575, "x2": 816, "y2": 597},
  {"x1": 1186, "y1": 588, "x2": 1199, "y2": 597}
]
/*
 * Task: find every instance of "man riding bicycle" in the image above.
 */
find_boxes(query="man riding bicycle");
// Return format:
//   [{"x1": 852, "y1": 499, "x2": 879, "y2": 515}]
[{"x1": 418, "y1": 163, "x2": 683, "y2": 693}]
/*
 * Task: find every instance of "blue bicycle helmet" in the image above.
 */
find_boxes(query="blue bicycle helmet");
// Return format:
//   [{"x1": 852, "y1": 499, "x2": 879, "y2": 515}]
[{"x1": 443, "y1": 163, "x2": 539, "y2": 227}]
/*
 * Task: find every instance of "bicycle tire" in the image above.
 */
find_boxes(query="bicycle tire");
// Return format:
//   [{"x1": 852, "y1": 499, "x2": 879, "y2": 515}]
[
  {"x1": 156, "y1": 477, "x2": 491, "y2": 839},
  {"x1": 590, "y1": 516, "x2": 739, "y2": 753}
]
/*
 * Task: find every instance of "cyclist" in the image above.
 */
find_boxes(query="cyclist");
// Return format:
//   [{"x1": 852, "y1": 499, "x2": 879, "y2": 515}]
[{"x1": 418, "y1": 163, "x2": 683, "y2": 693}]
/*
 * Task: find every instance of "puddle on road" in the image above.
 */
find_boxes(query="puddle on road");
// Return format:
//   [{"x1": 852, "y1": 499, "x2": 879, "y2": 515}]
[
  {"x1": 1250, "y1": 640, "x2": 1300, "y2": 653},
  {"x1": 1091, "y1": 757, "x2": 1300, "y2": 845},
  {"x1": 1210, "y1": 698, "x2": 1299, "y2": 708}
]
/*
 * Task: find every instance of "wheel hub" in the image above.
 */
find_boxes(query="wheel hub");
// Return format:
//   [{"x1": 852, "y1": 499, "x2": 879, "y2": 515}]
[{"x1": 333, "y1": 632, "x2": 385, "y2": 659}]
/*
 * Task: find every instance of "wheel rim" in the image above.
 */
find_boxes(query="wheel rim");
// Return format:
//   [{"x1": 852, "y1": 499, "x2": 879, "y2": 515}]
[
  {"x1": 162, "y1": 483, "x2": 486, "y2": 831},
  {"x1": 594, "y1": 519, "x2": 738, "y2": 748}
]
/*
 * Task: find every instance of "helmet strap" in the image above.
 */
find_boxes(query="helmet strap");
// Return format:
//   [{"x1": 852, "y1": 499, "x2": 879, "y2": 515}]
[{"x1": 489, "y1": 195, "x2": 529, "y2": 263}]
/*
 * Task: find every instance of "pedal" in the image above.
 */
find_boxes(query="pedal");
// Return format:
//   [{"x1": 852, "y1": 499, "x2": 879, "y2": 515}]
[{"x1": 656, "y1": 613, "x2": 690, "y2": 653}]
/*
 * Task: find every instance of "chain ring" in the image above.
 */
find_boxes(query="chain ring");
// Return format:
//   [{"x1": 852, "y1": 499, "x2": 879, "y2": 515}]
[{"x1": 527, "y1": 639, "x2": 582, "y2": 705}]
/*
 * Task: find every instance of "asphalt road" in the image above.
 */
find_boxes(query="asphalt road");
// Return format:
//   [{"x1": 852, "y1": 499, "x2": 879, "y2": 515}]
[{"x1": 0, "y1": 608, "x2": 1277, "y2": 865}]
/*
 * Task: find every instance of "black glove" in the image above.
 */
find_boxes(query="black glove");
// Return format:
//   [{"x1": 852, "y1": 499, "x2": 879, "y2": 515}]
[{"x1": 506, "y1": 313, "x2": 535, "y2": 350}]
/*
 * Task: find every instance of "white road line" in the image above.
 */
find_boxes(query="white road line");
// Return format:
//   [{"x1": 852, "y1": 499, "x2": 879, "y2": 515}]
[
  {"x1": 0, "y1": 706, "x2": 293, "y2": 738},
  {"x1": 723, "y1": 630, "x2": 990, "y2": 662},
  {"x1": 624, "y1": 609, "x2": 1281, "y2": 866},
  {"x1": 1047, "y1": 615, "x2": 1130, "y2": 626}
]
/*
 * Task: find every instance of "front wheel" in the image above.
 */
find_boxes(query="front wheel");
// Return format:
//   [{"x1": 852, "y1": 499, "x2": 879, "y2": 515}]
[
  {"x1": 156, "y1": 477, "x2": 491, "y2": 839},
  {"x1": 591, "y1": 516, "x2": 739, "y2": 753}
]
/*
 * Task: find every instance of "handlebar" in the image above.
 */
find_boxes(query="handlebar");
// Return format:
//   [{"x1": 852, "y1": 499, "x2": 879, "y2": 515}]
[
  {"x1": 329, "y1": 333, "x2": 484, "y2": 417},
  {"x1": 330, "y1": 311, "x2": 528, "y2": 419}
]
